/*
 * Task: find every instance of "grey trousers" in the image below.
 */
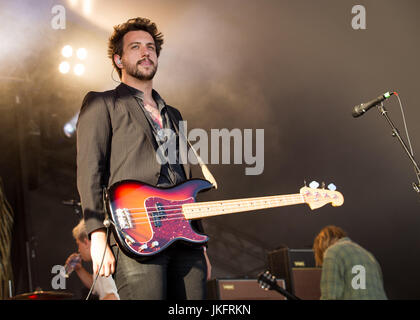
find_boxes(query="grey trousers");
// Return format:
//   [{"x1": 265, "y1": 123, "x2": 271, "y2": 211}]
[{"x1": 111, "y1": 242, "x2": 207, "y2": 300}]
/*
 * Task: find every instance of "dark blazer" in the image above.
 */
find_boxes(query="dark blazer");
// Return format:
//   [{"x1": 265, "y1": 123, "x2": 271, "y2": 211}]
[{"x1": 77, "y1": 83, "x2": 191, "y2": 236}]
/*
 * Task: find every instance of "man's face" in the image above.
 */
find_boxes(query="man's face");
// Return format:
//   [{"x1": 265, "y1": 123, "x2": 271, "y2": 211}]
[
  {"x1": 76, "y1": 238, "x2": 91, "y2": 262},
  {"x1": 119, "y1": 30, "x2": 158, "y2": 81}
]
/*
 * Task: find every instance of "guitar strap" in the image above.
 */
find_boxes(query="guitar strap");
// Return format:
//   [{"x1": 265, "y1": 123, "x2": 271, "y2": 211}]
[
  {"x1": 167, "y1": 109, "x2": 218, "y2": 189},
  {"x1": 187, "y1": 137, "x2": 218, "y2": 189},
  {"x1": 105, "y1": 87, "x2": 218, "y2": 189}
]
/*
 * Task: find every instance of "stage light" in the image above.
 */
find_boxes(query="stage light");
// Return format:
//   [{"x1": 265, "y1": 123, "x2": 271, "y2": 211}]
[
  {"x1": 59, "y1": 45, "x2": 88, "y2": 76},
  {"x1": 76, "y1": 48, "x2": 87, "y2": 60},
  {"x1": 63, "y1": 112, "x2": 79, "y2": 138},
  {"x1": 74, "y1": 63, "x2": 85, "y2": 76},
  {"x1": 59, "y1": 61, "x2": 70, "y2": 74},
  {"x1": 83, "y1": 0, "x2": 92, "y2": 15},
  {"x1": 61, "y1": 45, "x2": 73, "y2": 58}
]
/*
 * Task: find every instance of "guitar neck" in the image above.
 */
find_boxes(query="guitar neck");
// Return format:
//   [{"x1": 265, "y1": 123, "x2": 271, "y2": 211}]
[{"x1": 182, "y1": 193, "x2": 305, "y2": 220}]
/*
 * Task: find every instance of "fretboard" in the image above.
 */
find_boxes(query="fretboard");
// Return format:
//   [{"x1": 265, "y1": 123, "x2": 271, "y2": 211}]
[{"x1": 182, "y1": 194, "x2": 305, "y2": 220}]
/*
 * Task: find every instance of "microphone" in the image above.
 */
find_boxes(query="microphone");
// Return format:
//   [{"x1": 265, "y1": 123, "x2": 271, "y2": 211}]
[{"x1": 352, "y1": 91, "x2": 395, "y2": 118}]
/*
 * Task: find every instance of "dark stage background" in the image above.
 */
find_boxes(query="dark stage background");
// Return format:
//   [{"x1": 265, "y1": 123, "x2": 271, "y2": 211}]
[{"x1": 1, "y1": 0, "x2": 419, "y2": 299}]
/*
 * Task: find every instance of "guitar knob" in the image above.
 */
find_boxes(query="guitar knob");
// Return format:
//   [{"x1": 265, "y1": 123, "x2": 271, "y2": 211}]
[
  {"x1": 309, "y1": 181, "x2": 319, "y2": 189},
  {"x1": 139, "y1": 244, "x2": 148, "y2": 251},
  {"x1": 151, "y1": 241, "x2": 159, "y2": 248},
  {"x1": 327, "y1": 183, "x2": 337, "y2": 191}
]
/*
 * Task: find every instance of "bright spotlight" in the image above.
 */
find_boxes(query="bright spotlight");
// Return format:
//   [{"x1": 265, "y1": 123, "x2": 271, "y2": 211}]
[
  {"x1": 74, "y1": 63, "x2": 85, "y2": 76},
  {"x1": 61, "y1": 45, "x2": 73, "y2": 58},
  {"x1": 83, "y1": 0, "x2": 92, "y2": 15},
  {"x1": 76, "y1": 48, "x2": 87, "y2": 60},
  {"x1": 63, "y1": 112, "x2": 79, "y2": 138},
  {"x1": 59, "y1": 61, "x2": 70, "y2": 74}
]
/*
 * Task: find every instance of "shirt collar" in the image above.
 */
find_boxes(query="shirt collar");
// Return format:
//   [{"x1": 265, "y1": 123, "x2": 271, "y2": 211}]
[
  {"x1": 121, "y1": 82, "x2": 167, "y2": 112},
  {"x1": 337, "y1": 237, "x2": 351, "y2": 243}
]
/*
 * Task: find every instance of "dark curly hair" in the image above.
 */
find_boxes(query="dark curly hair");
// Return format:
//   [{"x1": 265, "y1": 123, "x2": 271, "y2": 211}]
[{"x1": 108, "y1": 17, "x2": 164, "y2": 79}]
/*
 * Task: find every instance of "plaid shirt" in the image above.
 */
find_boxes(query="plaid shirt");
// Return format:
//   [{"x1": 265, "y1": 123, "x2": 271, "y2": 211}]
[{"x1": 320, "y1": 237, "x2": 387, "y2": 300}]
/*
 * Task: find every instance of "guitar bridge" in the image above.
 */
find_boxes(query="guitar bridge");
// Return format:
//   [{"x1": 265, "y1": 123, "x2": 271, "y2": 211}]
[{"x1": 115, "y1": 208, "x2": 133, "y2": 229}]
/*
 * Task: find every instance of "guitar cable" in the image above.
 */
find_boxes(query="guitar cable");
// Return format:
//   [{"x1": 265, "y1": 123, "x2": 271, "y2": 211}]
[{"x1": 85, "y1": 225, "x2": 110, "y2": 300}]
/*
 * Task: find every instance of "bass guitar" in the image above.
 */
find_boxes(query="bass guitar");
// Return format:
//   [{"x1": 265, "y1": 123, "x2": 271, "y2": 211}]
[{"x1": 104, "y1": 179, "x2": 343, "y2": 258}]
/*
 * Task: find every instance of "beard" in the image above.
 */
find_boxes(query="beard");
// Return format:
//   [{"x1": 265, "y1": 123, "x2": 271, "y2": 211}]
[{"x1": 124, "y1": 58, "x2": 158, "y2": 81}]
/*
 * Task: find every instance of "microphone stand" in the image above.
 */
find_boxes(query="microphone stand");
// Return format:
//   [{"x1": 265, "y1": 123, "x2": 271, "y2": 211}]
[{"x1": 377, "y1": 103, "x2": 420, "y2": 194}]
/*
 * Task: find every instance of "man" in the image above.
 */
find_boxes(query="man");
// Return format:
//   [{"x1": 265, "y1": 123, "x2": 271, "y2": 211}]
[
  {"x1": 313, "y1": 225, "x2": 387, "y2": 300},
  {"x1": 77, "y1": 17, "x2": 210, "y2": 300},
  {"x1": 66, "y1": 219, "x2": 119, "y2": 300}
]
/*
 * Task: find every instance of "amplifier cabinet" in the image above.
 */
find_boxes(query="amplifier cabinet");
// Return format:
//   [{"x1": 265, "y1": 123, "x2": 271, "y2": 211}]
[
  {"x1": 267, "y1": 248, "x2": 322, "y2": 300},
  {"x1": 207, "y1": 278, "x2": 287, "y2": 300}
]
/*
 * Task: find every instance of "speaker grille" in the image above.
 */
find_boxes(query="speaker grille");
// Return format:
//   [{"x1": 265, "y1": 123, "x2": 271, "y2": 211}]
[{"x1": 207, "y1": 279, "x2": 287, "y2": 300}]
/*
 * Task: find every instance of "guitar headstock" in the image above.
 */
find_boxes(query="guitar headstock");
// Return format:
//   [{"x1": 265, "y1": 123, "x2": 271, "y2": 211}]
[
  {"x1": 258, "y1": 270, "x2": 278, "y2": 291},
  {"x1": 300, "y1": 181, "x2": 344, "y2": 210}
]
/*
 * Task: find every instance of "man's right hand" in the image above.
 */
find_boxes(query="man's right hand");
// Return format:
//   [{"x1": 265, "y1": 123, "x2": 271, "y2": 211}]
[{"x1": 90, "y1": 229, "x2": 115, "y2": 277}]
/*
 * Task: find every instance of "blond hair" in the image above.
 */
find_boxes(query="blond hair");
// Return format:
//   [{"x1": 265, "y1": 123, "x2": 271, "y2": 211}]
[
  {"x1": 72, "y1": 219, "x2": 88, "y2": 242},
  {"x1": 313, "y1": 225, "x2": 347, "y2": 267}
]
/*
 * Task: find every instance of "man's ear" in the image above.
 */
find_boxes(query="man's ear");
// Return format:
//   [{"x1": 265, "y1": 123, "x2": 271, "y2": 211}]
[
  {"x1": 83, "y1": 237, "x2": 90, "y2": 246},
  {"x1": 114, "y1": 54, "x2": 122, "y2": 68}
]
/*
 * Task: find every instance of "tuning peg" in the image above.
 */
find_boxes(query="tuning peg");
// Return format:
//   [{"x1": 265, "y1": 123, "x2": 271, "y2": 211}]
[
  {"x1": 321, "y1": 182, "x2": 326, "y2": 189},
  {"x1": 327, "y1": 183, "x2": 337, "y2": 191},
  {"x1": 303, "y1": 180, "x2": 307, "y2": 187},
  {"x1": 309, "y1": 181, "x2": 319, "y2": 189}
]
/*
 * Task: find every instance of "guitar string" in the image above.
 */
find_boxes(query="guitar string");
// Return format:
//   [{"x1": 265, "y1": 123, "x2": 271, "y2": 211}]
[
  {"x1": 110, "y1": 185, "x2": 339, "y2": 210},
  {"x1": 108, "y1": 192, "x2": 340, "y2": 242},
  {"x1": 128, "y1": 197, "x2": 304, "y2": 222},
  {"x1": 125, "y1": 194, "x2": 307, "y2": 220},
  {"x1": 120, "y1": 193, "x2": 314, "y2": 217},
  {"x1": 112, "y1": 194, "x2": 337, "y2": 231},
  {"x1": 124, "y1": 193, "x2": 303, "y2": 210},
  {"x1": 115, "y1": 195, "x2": 309, "y2": 227},
  {"x1": 118, "y1": 195, "x2": 308, "y2": 227},
  {"x1": 109, "y1": 191, "x2": 339, "y2": 227},
  {"x1": 119, "y1": 194, "x2": 326, "y2": 225}
]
